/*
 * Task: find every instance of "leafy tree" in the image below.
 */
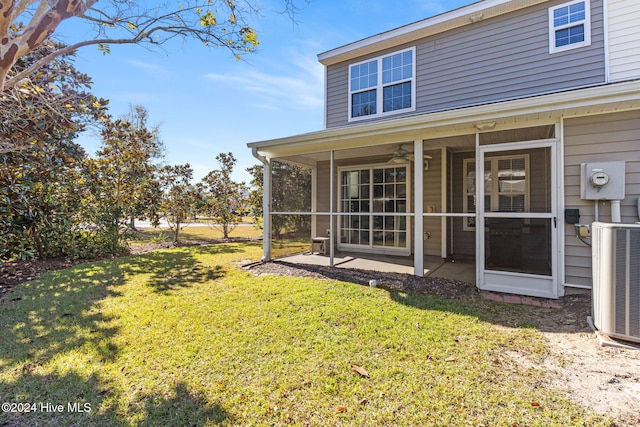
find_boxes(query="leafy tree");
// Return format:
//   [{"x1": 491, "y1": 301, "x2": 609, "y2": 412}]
[
  {"x1": 201, "y1": 152, "x2": 247, "y2": 239},
  {"x1": 246, "y1": 161, "x2": 311, "y2": 238},
  {"x1": 0, "y1": 0, "x2": 304, "y2": 91},
  {"x1": 0, "y1": 42, "x2": 107, "y2": 260},
  {"x1": 158, "y1": 164, "x2": 201, "y2": 243},
  {"x1": 85, "y1": 114, "x2": 163, "y2": 253},
  {"x1": 121, "y1": 105, "x2": 164, "y2": 231},
  {"x1": 0, "y1": 39, "x2": 108, "y2": 154},
  {"x1": 246, "y1": 164, "x2": 264, "y2": 225}
]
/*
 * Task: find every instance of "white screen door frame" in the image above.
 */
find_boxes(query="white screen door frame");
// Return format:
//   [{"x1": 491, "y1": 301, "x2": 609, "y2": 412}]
[{"x1": 476, "y1": 138, "x2": 561, "y2": 299}]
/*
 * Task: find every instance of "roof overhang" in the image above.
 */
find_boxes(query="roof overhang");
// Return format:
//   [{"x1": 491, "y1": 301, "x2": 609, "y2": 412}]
[
  {"x1": 318, "y1": 0, "x2": 551, "y2": 66},
  {"x1": 247, "y1": 81, "x2": 640, "y2": 160}
]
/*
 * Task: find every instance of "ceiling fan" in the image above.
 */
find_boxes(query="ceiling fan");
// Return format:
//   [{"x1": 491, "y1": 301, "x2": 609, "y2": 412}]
[{"x1": 387, "y1": 144, "x2": 433, "y2": 169}]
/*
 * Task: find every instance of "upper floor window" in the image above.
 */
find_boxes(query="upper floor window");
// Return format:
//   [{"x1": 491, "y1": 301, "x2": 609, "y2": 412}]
[
  {"x1": 549, "y1": 0, "x2": 591, "y2": 53},
  {"x1": 349, "y1": 47, "x2": 416, "y2": 121}
]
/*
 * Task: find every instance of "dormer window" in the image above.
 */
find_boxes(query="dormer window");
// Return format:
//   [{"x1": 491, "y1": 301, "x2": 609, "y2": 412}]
[
  {"x1": 549, "y1": 0, "x2": 591, "y2": 53},
  {"x1": 349, "y1": 47, "x2": 416, "y2": 121}
]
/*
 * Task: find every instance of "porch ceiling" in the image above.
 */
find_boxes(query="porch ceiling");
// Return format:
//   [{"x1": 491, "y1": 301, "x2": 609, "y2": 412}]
[
  {"x1": 248, "y1": 81, "x2": 640, "y2": 164},
  {"x1": 277, "y1": 134, "x2": 476, "y2": 165}
]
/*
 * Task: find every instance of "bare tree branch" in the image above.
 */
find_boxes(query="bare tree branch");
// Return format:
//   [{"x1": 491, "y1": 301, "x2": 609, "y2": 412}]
[{"x1": 6, "y1": 37, "x2": 139, "y2": 88}]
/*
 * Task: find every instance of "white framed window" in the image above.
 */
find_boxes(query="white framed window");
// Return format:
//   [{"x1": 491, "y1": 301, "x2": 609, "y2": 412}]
[
  {"x1": 463, "y1": 155, "x2": 530, "y2": 231},
  {"x1": 548, "y1": 0, "x2": 591, "y2": 53},
  {"x1": 348, "y1": 47, "x2": 416, "y2": 122},
  {"x1": 338, "y1": 163, "x2": 411, "y2": 253}
]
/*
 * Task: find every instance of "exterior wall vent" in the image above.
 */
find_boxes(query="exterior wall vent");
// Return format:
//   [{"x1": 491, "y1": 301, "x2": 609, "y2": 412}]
[{"x1": 592, "y1": 222, "x2": 640, "y2": 344}]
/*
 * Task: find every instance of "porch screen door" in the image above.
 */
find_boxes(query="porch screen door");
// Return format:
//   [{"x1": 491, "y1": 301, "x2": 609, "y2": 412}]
[{"x1": 477, "y1": 140, "x2": 558, "y2": 299}]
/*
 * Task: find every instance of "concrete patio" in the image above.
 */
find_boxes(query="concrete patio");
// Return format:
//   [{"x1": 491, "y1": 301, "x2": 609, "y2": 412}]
[{"x1": 275, "y1": 252, "x2": 476, "y2": 285}]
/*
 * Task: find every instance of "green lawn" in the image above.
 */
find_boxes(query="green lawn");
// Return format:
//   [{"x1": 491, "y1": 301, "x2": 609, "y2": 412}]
[
  {"x1": 131, "y1": 224, "x2": 264, "y2": 244},
  {"x1": 132, "y1": 225, "x2": 310, "y2": 258},
  {"x1": 0, "y1": 242, "x2": 610, "y2": 426}
]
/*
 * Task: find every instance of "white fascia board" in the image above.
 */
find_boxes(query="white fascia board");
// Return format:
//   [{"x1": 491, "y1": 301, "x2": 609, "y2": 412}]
[
  {"x1": 247, "y1": 80, "x2": 640, "y2": 157},
  {"x1": 317, "y1": 0, "x2": 551, "y2": 66}
]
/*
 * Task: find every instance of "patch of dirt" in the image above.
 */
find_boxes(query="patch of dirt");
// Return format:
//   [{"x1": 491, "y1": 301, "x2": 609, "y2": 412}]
[
  {"x1": 247, "y1": 260, "x2": 640, "y2": 427},
  {"x1": 539, "y1": 333, "x2": 640, "y2": 426}
]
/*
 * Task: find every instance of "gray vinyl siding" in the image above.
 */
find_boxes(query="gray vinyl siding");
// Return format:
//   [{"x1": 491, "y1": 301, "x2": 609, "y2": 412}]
[
  {"x1": 326, "y1": 0, "x2": 605, "y2": 129},
  {"x1": 563, "y1": 111, "x2": 640, "y2": 288},
  {"x1": 326, "y1": 66, "x2": 348, "y2": 129}
]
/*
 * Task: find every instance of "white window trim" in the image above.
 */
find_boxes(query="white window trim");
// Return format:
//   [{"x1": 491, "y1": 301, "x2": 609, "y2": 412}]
[
  {"x1": 548, "y1": 0, "x2": 591, "y2": 54},
  {"x1": 463, "y1": 154, "x2": 530, "y2": 231},
  {"x1": 337, "y1": 162, "x2": 412, "y2": 255},
  {"x1": 348, "y1": 47, "x2": 417, "y2": 122}
]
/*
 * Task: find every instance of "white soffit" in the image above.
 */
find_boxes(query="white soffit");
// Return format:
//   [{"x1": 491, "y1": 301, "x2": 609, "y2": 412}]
[{"x1": 318, "y1": 0, "x2": 551, "y2": 66}]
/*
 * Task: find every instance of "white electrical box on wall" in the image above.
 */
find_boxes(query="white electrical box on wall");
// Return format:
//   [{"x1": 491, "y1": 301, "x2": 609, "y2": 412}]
[{"x1": 580, "y1": 161, "x2": 626, "y2": 200}]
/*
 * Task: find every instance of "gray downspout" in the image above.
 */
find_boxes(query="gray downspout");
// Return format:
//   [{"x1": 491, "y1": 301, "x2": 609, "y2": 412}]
[{"x1": 251, "y1": 147, "x2": 272, "y2": 261}]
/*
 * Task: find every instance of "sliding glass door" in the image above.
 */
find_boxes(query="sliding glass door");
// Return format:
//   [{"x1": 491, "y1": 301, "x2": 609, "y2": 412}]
[{"x1": 339, "y1": 164, "x2": 410, "y2": 254}]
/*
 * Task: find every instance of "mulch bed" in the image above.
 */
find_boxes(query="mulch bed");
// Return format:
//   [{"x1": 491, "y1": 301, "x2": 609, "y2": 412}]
[
  {"x1": 0, "y1": 258, "x2": 78, "y2": 298},
  {"x1": 245, "y1": 260, "x2": 476, "y2": 300}
]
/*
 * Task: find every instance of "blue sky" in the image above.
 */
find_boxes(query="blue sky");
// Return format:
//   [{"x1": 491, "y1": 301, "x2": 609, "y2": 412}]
[{"x1": 63, "y1": 0, "x2": 477, "y2": 182}]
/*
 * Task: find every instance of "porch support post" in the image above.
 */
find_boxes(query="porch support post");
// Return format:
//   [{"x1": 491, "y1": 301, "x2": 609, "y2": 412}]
[
  {"x1": 414, "y1": 139, "x2": 424, "y2": 277},
  {"x1": 252, "y1": 147, "x2": 272, "y2": 261},
  {"x1": 329, "y1": 150, "x2": 335, "y2": 267},
  {"x1": 475, "y1": 133, "x2": 482, "y2": 289},
  {"x1": 311, "y1": 164, "x2": 317, "y2": 239},
  {"x1": 263, "y1": 157, "x2": 272, "y2": 261},
  {"x1": 441, "y1": 147, "x2": 448, "y2": 259}
]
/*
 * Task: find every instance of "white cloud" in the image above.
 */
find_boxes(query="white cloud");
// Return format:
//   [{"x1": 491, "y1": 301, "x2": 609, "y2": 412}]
[{"x1": 205, "y1": 50, "x2": 324, "y2": 110}]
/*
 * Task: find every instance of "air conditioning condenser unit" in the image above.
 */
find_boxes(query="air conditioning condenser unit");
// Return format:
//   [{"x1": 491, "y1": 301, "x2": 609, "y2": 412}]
[{"x1": 592, "y1": 222, "x2": 640, "y2": 344}]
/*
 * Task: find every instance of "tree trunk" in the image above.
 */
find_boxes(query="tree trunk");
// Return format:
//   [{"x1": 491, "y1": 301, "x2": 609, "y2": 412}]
[
  {"x1": 0, "y1": 0, "x2": 90, "y2": 91},
  {"x1": 174, "y1": 222, "x2": 180, "y2": 243}
]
